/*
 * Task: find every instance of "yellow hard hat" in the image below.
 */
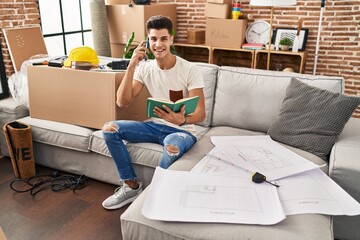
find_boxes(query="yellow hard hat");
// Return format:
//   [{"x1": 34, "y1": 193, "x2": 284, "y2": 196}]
[{"x1": 63, "y1": 46, "x2": 99, "y2": 67}]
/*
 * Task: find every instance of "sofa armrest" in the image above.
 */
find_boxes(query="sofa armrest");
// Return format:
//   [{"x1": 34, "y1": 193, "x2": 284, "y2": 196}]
[
  {"x1": 329, "y1": 117, "x2": 360, "y2": 184},
  {"x1": 0, "y1": 97, "x2": 29, "y2": 157},
  {"x1": 329, "y1": 117, "x2": 360, "y2": 240},
  {"x1": 329, "y1": 117, "x2": 360, "y2": 191}
]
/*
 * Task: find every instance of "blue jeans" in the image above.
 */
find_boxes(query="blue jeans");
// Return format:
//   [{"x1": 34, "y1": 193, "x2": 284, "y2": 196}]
[{"x1": 102, "y1": 120, "x2": 197, "y2": 181}]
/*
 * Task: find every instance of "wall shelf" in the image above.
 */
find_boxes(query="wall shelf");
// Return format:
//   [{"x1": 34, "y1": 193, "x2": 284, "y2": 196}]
[
  {"x1": 173, "y1": 42, "x2": 307, "y2": 73},
  {"x1": 254, "y1": 50, "x2": 307, "y2": 73},
  {"x1": 212, "y1": 47, "x2": 254, "y2": 68},
  {"x1": 173, "y1": 43, "x2": 212, "y2": 64}
]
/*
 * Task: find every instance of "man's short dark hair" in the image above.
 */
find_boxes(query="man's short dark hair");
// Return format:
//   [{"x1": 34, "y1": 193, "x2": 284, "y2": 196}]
[{"x1": 146, "y1": 15, "x2": 173, "y2": 35}]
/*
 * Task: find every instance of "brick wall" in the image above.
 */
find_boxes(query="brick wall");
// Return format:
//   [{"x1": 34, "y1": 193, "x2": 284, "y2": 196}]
[
  {"x1": 1, "y1": 0, "x2": 359, "y2": 117},
  {"x1": 170, "y1": 0, "x2": 360, "y2": 118}
]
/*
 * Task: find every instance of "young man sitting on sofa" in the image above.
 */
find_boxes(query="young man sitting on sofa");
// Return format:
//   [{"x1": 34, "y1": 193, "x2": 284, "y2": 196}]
[{"x1": 101, "y1": 15, "x2": 206, "y2": 210}]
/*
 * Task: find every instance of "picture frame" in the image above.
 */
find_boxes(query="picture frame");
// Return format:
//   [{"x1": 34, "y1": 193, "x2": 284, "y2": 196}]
[{"x1": 274, "y1": 28, "x2": 309, "y2": 51}]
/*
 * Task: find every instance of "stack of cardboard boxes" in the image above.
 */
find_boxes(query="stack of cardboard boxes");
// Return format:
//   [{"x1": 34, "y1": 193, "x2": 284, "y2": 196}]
[
  {"x1": 187, "y1": 0, "x2": 231, "y2": 45},
  {"x1": 204, "y1": 0, "x2": 248, "y2": 48},
  {"x1": 186, "y1": 0, "x2": 248, "y2": 48}
]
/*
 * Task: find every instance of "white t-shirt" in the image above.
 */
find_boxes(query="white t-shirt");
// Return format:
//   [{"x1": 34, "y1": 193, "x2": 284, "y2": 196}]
[{"x1": 134, "y1": 56, "x2": 205, "y2": 135}]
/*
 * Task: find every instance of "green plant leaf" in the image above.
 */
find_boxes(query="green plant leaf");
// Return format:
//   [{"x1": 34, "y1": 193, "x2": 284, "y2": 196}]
[
  {"x1": 279, "y1": 37, "x2": 293, "y2": 46},
  {"x1": 124, "y1": 48, "x2": 134, "y2": 59},
  {"x1": 124, "y1": 32, "x2": 135, "y2": 58}
]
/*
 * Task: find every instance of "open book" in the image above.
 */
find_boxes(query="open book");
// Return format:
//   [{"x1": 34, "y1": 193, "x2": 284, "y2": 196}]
[{"x1": 147, "y1": 96, "x2": 199, "y2": 118}]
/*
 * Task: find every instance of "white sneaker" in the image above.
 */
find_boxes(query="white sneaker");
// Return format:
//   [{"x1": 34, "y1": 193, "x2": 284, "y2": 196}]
[{"x1": 102, "y1": 182, "x2": 143, "y2": 210}]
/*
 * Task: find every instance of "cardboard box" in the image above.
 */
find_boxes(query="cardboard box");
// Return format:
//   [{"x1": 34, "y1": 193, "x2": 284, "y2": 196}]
[
  {"x1": 3, "y1": 26, "x2": 48, "y2": 72},
  {"x1": 204, "y1": 3, "x2": 231, "y2": 19},
  {"x1": 205, "y1": 19, "x2": 248, "y2": 48},
  {"x1": 187, "y1": 29, "x2": 205, "y2": 44},
  {"x1": 110, "y1": 43, "x2": 137, "y2": 58},
  {"x1": 106, "y1": 2, "x2": 177, "y2": 47},
  {"x1": 207, "y1": 0, "x2": 232, "y2": 4},
  {"x1": 27, "y1": 66, "x2": 150, "y2": 129}
]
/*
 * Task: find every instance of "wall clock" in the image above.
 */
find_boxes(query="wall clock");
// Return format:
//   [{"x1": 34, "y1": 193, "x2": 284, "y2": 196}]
[{"x1": 245, "y1": 20, "x2": 271, "y2": 45}]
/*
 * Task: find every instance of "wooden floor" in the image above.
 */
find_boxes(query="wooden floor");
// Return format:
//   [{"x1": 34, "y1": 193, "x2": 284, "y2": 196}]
[{"x1": 0, "y1": 156, "x2": 127, "y2": 240}]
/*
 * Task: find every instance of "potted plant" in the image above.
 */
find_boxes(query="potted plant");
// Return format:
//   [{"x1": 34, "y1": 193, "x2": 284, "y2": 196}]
[{"x1": 279, "y1": 37, "x2": 293, "y2": 51}]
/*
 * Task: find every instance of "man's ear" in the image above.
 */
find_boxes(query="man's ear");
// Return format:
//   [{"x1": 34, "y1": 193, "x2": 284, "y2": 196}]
[{"x1": 170, "y1": 35, "x2": 174, "y2": 45}]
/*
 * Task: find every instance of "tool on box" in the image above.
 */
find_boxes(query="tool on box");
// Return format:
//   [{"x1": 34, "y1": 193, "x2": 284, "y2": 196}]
[
  {"x1": 32, "y1": 56, "x2": 67, "y2": 67},
  {"x1": 48, "y1": 56, "x2": 67, "y2": 67},
  {"x1": 32, "y1": 61, "x2": 48, "y2": 66},
  {"x1": 107, "y1": 59, "x2": 130, "y2": 70}
]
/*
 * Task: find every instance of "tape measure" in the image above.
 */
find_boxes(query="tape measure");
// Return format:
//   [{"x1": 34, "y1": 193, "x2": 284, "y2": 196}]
[{"x1": 205, "y1": 153, "x2": 279, "y2": 187}]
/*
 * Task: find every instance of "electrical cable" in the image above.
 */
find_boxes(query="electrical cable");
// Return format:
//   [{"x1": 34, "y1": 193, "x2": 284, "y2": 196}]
[{"x1": 10, "y1": 172, "x2": 89, "y2": 197}]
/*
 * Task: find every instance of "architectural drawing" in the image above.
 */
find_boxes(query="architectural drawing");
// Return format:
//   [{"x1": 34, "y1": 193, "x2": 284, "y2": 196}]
[
  {"x1": 277, "y1": 172, "x2": 333, "y2": 203},
  {"x1": 211, "y1": 135, "x2": 319, "y2": 180},
  {"x1": 234, "y1": 145, "x2": 293, "y2": 172},
  {"x1": 193, "y1": 152, "x2": 360, "y2": 217},
  {"x1": 191, "y1": 147, "x2": 248, "y2": 177},
  {"x1": 180, "y1": 185, "x2": 262, "y2": 212},
  {"x1": 143, "y1": 167, "x2": 286, "y2": 225}
]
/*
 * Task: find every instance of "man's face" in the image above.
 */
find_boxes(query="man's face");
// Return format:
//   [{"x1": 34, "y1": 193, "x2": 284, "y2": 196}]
[{"x1": 148, "y1": 28, "x2": 173, "y2": 60}]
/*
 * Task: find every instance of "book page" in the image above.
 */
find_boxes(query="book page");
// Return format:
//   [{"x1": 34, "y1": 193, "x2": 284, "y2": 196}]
[
  {"x1": 147, "y1": 97, "x2": 174, "y2": 104},
  {"x1": 175, "y1": 96, "x2": 199, "y2": 104}
]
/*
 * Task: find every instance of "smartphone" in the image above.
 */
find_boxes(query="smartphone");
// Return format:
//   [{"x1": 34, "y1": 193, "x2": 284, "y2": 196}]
[
  {"x1": 145, "y1": 37, "x2": 150, "y2": 49},
  {"x1": 144, "y1": 37, "x2": 150, "y2": 61}
]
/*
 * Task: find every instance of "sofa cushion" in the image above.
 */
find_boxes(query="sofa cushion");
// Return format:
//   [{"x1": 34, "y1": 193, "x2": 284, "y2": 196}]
[
  {"x1": 0, "y1": 97, "x2": 29, "y2": 124},
  {"x1": 90, "y1": 130, "x2": 163, "y2": 168},
  {"x1": 170, "y1": 126, "x2": 328, "y2": 174},
  {"x1": 194, "y1": 63, "x2": 218, "y2": 127},
  {"x1": 212, "y1": 67, "x2": 344, "y2": 133},
  {"x1": 17, "y1": 117, "x2": 93, "y2": 152},
  {"x1": 90, "y1": 125, "x2": 210, "y2": 168},
  {"x1": 0, "y1": 97, "x2": 29, "y2": 156},
  {"x1": 268, "y1": 78, "x2": 360, "y2": 161}
]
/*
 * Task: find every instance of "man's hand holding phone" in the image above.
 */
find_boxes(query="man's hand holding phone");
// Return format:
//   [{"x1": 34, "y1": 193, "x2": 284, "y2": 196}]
[{"x1": 130, "y1": 38, "x2": 149, "y2": 65}]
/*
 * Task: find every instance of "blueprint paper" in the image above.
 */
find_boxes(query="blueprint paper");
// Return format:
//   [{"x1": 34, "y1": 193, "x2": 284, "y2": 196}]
[
  {"x1": 142, "y1": 167, "x2": 286, "y2": 225},
  {"x1": 191, "y1": 147, "x2": 249, "y2": 177},
  {"x1": 211, "y1": 135, "x2": 320, "y2": 181},
  {"x1": 192, "y1": 148, "x2": 360, "y2": 216},
  {"x1": 277, "y1": 169, "x2": 360, "y2": 216}
]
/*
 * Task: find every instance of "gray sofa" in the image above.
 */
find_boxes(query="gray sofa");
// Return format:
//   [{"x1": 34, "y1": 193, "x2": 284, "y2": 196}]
[{"x1": 1, "y1": 64, "x2": 359, "y2": 240}]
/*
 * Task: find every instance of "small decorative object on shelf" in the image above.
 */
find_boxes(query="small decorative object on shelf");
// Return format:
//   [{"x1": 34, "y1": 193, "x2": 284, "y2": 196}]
[
  {"x1": 279, "y1": 37, "x2": 293, "y2": 51},
  {"x1": 292, "y1": 18, "x2": 304, "y2": 53},
  {"x1": 242, "y1": 43, "x2": 263, "y2": 50},
  {"x1": 274, "y1": 28, "x2": 309, "y2": 51},
  {"x1": 245, "y1": 20, "x2": 271, "y2": 45},
  {"x1": 265, "y1": 44, "x2": 275, "y2": 50},
  {"x1": 283, "y1": 67, "x2": 295, "y2": 72},
  {"x1": 231, "y1": 0, "x2": 243, "y2": 20},
  {"x1": 275, "y1": 63, "x2": 282, "y2": 71}
]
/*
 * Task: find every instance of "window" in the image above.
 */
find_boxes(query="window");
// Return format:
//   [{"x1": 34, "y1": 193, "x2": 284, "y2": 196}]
[{"x1": 38, "y1": 0, "x2": 93, "y2": 56}]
